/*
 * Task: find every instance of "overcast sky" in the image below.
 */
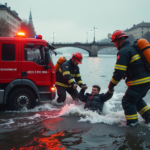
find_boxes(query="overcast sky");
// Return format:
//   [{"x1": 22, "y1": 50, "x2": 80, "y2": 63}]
[{"x1": 1, "y1": 0, "x2": 150, "y2": 44}]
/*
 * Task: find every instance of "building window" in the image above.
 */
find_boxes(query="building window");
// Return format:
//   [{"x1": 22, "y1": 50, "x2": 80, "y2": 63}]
[
  {"x1": 2, "y1": 44, "x2": 15, "y2": 61},
  {"x1": 11, "y1": 31, "x2": 16, "y2": 36},
  {"x1": 142, "y1": 31, "x2": 143, "y2": 34},
  {"x1": 7, "y1": 16, "x2": 9, "y2": 20}
]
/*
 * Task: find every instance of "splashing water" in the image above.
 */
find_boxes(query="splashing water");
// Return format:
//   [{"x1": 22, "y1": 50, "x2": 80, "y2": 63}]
[{"x1": 1, "y1": 89, "x2": 150, "y2": 128}]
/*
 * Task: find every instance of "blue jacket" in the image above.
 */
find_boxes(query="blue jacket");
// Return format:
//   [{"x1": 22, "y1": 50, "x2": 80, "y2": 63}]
[{"x1": 79, "y1": 89, "x2": 113, "y2": 113}]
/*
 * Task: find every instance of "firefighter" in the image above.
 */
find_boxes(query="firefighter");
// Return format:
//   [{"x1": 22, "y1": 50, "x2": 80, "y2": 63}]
[
  {"x1": 108, "y1": 30, "x2": 150, "y2": 126},
  {"x1": 79, "y1": 85, "x2": 113, "y2": 114},
  {"x1": 55, "y1": 52, "x2": 87, "y2": 103}
]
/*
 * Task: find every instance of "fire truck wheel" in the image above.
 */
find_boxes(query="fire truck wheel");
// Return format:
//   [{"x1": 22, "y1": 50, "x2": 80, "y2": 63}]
[{"x1": 8, "y1": 88, "x2": 36, "y2": 111}]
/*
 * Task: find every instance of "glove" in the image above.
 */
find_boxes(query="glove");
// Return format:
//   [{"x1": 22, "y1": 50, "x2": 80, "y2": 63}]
[
  {"x1": 108, "y1": 88, "x2": 114, "y2": 93},
  {"x1": 81, "y1": 84, "x2": 88, "y2": 90},
  {"x1": 108, "y1": 82, "x2": 114, "y2": 91},
  {"x1": 73, "y1": 84, "x2": 78, "y2": 89},
  {"x1": 122, "y1": 74, "x2": 127, "y2": 80}
]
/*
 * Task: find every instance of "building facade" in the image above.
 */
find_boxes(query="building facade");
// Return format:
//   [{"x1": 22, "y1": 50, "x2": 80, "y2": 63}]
[
  {"x1": 0, "y1": 3, "x2": 22, "y2": 36},
  {"x1": 125, "y1": 22, "x2": 150, "y2": 39}
]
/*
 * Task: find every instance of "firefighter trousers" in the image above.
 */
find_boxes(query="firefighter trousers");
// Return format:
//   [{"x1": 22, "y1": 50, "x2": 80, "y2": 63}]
[
  {"x1": 56, "y1": 85, "x2": 79, "y2": 103},
  {"x1": 122, "y1": 82, "x2": 150, "y2": 125}
]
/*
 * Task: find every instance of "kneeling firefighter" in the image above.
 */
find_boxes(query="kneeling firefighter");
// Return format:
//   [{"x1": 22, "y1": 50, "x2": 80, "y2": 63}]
[
  {"x1": 108, "y1": 30, "x2": 150, "y2": 126},
  {"x1": 55, "y1": 52, "x2": 88, "y2": 103}
]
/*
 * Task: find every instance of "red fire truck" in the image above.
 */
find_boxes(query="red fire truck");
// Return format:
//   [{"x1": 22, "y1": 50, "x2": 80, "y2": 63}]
[{"x1": 0, "y1": 32, "x2": 56, "y2": 110}]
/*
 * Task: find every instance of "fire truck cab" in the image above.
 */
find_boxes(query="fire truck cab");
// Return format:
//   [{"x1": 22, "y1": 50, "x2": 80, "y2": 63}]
[{"x1": 0, "y1": 33, "x2": 56, "y2": 110}]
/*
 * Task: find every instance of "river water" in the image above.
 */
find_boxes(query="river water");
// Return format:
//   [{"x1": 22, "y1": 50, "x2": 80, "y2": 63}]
[{"x1": 0, "y1": 53, "x2": 150, "y2": 150}]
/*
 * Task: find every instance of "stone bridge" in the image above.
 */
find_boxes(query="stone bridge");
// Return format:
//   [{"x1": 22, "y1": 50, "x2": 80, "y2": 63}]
[{"x1": 53, "y1": 43, "x2": 114, "y2": 57}]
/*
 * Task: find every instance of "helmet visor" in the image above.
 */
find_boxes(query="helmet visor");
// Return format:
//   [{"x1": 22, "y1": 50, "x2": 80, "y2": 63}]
[
  {"x1": 75, "y1": 58, "x2": 82, "y2": 64},
  {"x1": 71, "y1": 54, "x2": 82, "y2": 64},
  {"x1": 111, "y1": 35, "x2": 116, "y2": 42}
]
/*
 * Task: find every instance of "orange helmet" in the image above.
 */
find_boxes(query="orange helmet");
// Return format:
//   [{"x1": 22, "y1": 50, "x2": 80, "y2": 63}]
[
  {"x1": 71, "y1": 52, "x2": 83, "y2": 64},
  {"x1": 110, "y1": 30, "x2": 129, "y2": 42}
]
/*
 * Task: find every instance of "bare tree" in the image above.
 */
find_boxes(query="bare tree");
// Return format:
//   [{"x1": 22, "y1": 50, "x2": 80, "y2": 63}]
[
  {"x1": 143, "y1": 32, "x2": 150, "y2": 43},
  {"x1": 0, "y1": 18, "x2": 11, "y2": 37},
  {"x1": 20, "y1": 20, "x2": 28, "y2": 31},
  {"x1": 27, "y1": 23, "x2": 36, "y2": 38},
  {"x1": 20, "y1": 20, "x2": 36, "y2": 38}
]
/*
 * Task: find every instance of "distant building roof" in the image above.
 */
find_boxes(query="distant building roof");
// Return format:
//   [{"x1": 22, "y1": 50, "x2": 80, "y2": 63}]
[
  {"x1": 125, "y1": 22, "x2": 150, "y2": 32},
  {"x1": 0, "y1": 4, "x2": 22, "y2": 21}
]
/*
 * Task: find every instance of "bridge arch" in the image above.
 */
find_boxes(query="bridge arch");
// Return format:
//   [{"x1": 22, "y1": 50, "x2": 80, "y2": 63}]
[
  {"x1": 53, "y1": 43, "x2": 114, "y2": 57},
  {"x1": 53, "y1": 45, "x2": 91, "y2": 56}
]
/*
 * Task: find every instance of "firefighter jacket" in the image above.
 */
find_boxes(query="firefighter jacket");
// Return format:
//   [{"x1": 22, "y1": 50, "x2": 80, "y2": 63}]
[
  {"x1": 56, "y1": 59, "x2": 83, "y2": 88},
  {"x1": 109, "y1": 41, "x2": 150, "y2": 90},
  {"x1": 79, "y1": 89, "x2": 113, "y2": 113}
]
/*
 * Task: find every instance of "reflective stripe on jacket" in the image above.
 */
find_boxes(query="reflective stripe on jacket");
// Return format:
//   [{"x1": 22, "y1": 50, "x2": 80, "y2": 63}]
[
  {"x1": 109, "y1": 41, "x2": 150, "y2": 89},
  {"x1": 56, "y1": 59, "x2": 83, "y2": 88}
]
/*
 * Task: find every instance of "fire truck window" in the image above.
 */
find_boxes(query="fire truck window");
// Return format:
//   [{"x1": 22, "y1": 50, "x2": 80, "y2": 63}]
[
  {"x1": 2, "y1": 44, "x2": 15, "y2": 61},
  {"x1": 49, "y1": 50, "x2": 54, "y2": 65},
  {"x1": 24, "y1": 45, "x2": 46, "y2": 65},
  {"x1": 24, "y1": 47, "x2": 41, "y2": 61}
]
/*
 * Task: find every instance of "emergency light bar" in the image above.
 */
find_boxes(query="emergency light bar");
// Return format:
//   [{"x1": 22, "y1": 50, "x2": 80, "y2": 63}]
[
  {"x1": 35, "y1": 35, "x2": 42, "y2": 39},
  {"x1": 16, "y1": 32, "x2": 25, "y2": 37}
]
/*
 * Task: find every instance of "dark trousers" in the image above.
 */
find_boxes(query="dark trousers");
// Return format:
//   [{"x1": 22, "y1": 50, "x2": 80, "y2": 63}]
[
  {"x1": 56, "y1": 85, "x2": 79, "y2": 103},
  {"x1": 122, "y1": 83, "x2": 150, "y2": 125}
]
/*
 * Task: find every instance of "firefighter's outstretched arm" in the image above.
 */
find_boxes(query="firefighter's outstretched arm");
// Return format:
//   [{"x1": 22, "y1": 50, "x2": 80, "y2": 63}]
[
  {"x1": 108, "y1": 50, "x2": 130, "y2": 90},
  {"x1": 74, "y1": 68, "x2": 84, "y2": 88}
]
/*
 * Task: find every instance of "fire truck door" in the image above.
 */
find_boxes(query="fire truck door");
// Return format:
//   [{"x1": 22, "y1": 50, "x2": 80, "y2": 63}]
[
  {"x1": 0, "y1": 42, "x2": 19, "y2": 82},
  {"x1": 21, "y1": 43, "x2": 51, "y2": 86}
]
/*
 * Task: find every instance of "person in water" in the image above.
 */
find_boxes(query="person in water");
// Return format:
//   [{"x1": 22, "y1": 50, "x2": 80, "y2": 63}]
[{"x1": 79, "y1": 85, "x2": 114, "y2": 114}]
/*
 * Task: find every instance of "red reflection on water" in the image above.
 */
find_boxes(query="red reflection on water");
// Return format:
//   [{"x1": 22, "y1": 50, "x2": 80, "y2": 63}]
[
  {"x1": 11, "y1": 118, "x2": 66, "y2": 150},
  {"x1": 42, "y1": 117, "x2": 64, "y2": 131},
  {"x1": 12, "y1": 131, "x2": 66, "y2": 150}
]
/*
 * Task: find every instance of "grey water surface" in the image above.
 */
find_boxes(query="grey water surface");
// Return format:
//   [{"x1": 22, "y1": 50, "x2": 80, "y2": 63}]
[{"x1": 0, "y1": 54, "x2": 150, "y2": 150}]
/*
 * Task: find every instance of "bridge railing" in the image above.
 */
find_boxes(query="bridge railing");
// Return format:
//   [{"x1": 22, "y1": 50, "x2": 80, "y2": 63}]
[{"x1": 52, "y1": 42, "x2": 113, "y2": 45}]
